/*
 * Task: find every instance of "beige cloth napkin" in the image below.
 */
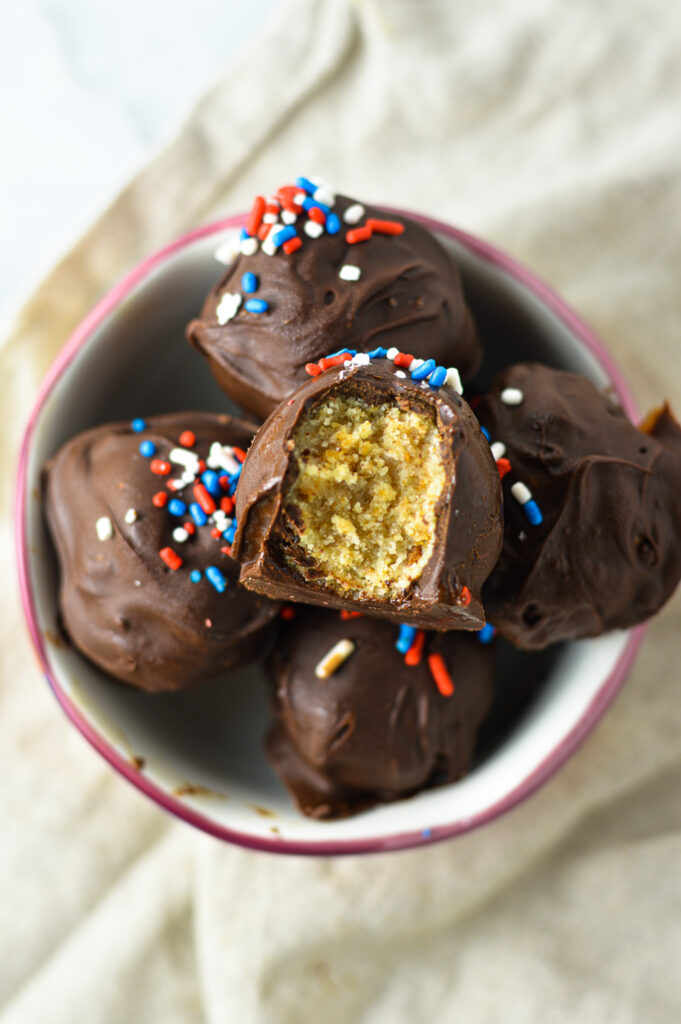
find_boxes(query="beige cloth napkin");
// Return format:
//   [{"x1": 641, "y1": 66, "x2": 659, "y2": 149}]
[{"x1": 2, "y1": 1, "x2": 681, "y2": 1021}]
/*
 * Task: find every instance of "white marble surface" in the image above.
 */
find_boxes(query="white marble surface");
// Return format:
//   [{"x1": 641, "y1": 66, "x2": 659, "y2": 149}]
[{"x1": 0, "y1": 0, "x2": 279, "y2": 333}]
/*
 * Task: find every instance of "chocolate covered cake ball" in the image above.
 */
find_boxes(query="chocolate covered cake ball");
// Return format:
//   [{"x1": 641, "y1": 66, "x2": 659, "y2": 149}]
[
  {"x1": 232, "y1": 350, "x2": 503, "y2": 629},
  {"x1": 186, "y1": 177, "x2": 481, "y2": 419},
  {"x1": 476, "y1": 364, "x2": 681, "y2": 649},
  {"x1": 266, "y1": 607, "x2": 494, "y2": 819},
  {"x1": 43, "y1": 412, "x2": 279, "y2": 692}
]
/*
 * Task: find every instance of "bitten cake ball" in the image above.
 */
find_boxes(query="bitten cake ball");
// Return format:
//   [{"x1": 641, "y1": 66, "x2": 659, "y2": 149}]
[
  {"x1": 476, "y1": 363, "x2": 681, "y2": 649},
  {"x1": 266, "y1": 607, "x2": 494, "y2": 819},
  {"x1": 43, "y1": 412, "x2": 279, "y2": 692},
  {"x1": 186, "y1": 177, "x2": 481, "y2": 419},
  {"x1": 232, "y1": 350, "x2": 503, "y2": 630}
]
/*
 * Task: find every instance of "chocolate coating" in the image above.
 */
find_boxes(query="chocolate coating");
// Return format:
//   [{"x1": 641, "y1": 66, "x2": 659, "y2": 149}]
[
  {"x1": 186, "y1": 193, "x2": 480, "y2": 419},
  {"x1": 44, "y1": 412, "x2": 279, "y2": 692},
  {"x1": 232, "y1": 357, "x2": 503, "y2": 629},
  {"x1": 477, "y1": 364, "x2": 681, "y2": 649},
  {"x1": 266, "y1": 608, "x2": 494, "y2": 819}
]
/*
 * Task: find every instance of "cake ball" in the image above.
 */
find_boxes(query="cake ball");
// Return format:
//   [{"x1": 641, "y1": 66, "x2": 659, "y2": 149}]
[
  {"x1": 266, "y1": 607, "x2": 494, "y2": 819},
  {"x1": 476, "y1": 363, "x2": 681, "y2": 649},
  {"x1": 43, "y1": 412, "x2": 279, "y2": 692},
  {"x1": 186, "y1": 177, "x2": 481, "y2": 419},
  {"x1": 232, "y1": 350, "x2": 503, "y2": 630}
]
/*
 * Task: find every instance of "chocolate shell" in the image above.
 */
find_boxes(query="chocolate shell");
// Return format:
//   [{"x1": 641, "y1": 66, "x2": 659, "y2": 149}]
[
  {"x1": 186, "y1": 184, "x2": 480, "y2": 419},
  {"x1": 43, "y1": 412, "x2": 279, "y2": 692},
  {"x1": 476, "y1": 363, "x2": 681, "y2": 649},
  {"x1": 266, "y1": 607, "x2": 494, "y2": 819},
  {"x1": 232, "y1": 354, "x2": 503, "y2": 629}
]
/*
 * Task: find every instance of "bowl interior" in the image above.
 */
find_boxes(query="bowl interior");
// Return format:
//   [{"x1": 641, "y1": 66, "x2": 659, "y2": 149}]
[{"x1": 20, "y1": 217, "x2": 639, "y2": 852}]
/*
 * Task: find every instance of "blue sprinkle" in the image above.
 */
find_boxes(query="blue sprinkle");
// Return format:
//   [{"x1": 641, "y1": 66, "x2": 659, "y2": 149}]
[
  {"x1": 168, "y1": 499, "x2": 187, "y2": 517},
  {"x1": 411, "y1": 358, "x2": 436, "y2": 381},
  {"x1": 428, "y1": 366, "x2": 447, "y2": 388},
  {"x1": 327, "y1": 348, "x2": 357, "y2": 358},
  {"x1": 477, "y1": 623, "x2": 496, "y2": 645},
  {"x1": 189, "y1": 502, "x2": 208, "y2": 527},
  {"x1": 422, "y1": 828, "x2": 432, "y2": 839},
  {"x1": 227, "y1": 465, "x2": 242, "y2": 496},
  {"x1": 205, "y1": 566, "x2": 227, "y2": 593},
  {"x1": 480, "y1": 426, "x2": 491, "y2": 442},
  {"x1": 201, "y1": 470, "x2": 221, "y2": 496},
  {"x1": 295, "y1": 176, "x2": 317, "y2": 195},
  {"x1": 139, "y1": 440, "x2": 156, "y2": 457},
  {"x1": 244, "y1": 298, "x2": 269, "y2": 314},
  {"x1": 396, "y1": 623, "x2": 417, "y2": 655},
  {"x1": 241, "y1": 271, "x2": 258, "y2": 294},
  {"x1": 222, "y1": 524, "x2": 237, "y2": 544},
  {"x1": 368, "y1": 347, "x2": 387, "y2": 359},
  {"x1": 302, "y1": 197, "x2": 331, "y2": 216},
  {"x1": 524, "y1": 499, "x2": 543, "y2": 525},
  {"x1": 326, "y1": 212, "x2": 340, "y2": 234},
  {"x1": 271, "y1": 225, "x2": 296, "y2": 247},
  {"x1": 190, "y1": 570, "x2": 202, "y2": 583},
  {"x1": 131, "y1": 418, "x2": 146, "y2": 433},
  {"x1": 240, "y1": 227, "x2": 251, "y2": 240}
]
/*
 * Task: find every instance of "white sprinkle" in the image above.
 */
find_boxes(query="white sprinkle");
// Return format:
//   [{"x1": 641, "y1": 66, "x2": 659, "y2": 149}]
[
  {"x1": 262, "y1": 224, "x2": 283, "y2": 255},
  {"x1": 386, "y1": 347, "x2": 399, "y2": 361},
  {"x1": 511, "y1": 481, "x2": 532, "y2": 505},
  {"x1": 96, "y1": 516, "x2": 114, "y2": 541},
  {"x1": 216, "y1": 292, "x2": 242, "y2": 325},
  {"x1": 304, "y1": 220, "x2": 324, "y2": 239},
  {"x1": 519, "y1": 531, "x2": 527, "y2": 541},
  {"x1": 124, "y1": 508, "x2": 138, "y2": 524},
  {"x1": 263, "y1": 212, "x2": 278, "y2": 224},
  {"x1": 213, "y1": 232, "x2": 241, "y2": 265},
  {"x1": 315, "y1": 639, "x2": 356, "y2": 679},
  {"x1": 169, "y1": 447, "x2": 199, "y2": 468},
  {"x1": 134, "y1": 580, "x2": 142, "y2": 587},
  {"x1": 343, "y1": 203, "x2": 365, "y2": 224},
  {"x1": 294, "y1": 191, "x2": 306, "y2": 206},
  {"x1": 173, "y1": 527, "x2": 189, "y2": 544},
  {"x1": 169, "y1": 478, "x2": 184, "y2": 490},
  {"x1": 207, "y1": 442, "x2": 240, "y2": 475},
  {"x1": 181, "y1": 472, "x2": 196, "y2": 486},
  {"x1": 501, "y1": 387, "x2": 524, "y2": 406},
  {"x1": 351, "y1": 352, "x2": 371, "y2": 366},
  {"x1": 338, "y1": 264, "x2": 361, "y2": 281},
  {"x1": 395, "y1": 370, "x2": 406, "y2": 378},
  {"x1": 313, "y1": 186, "x2": 335, "y2": 207},
  {"x1": 240, "y1": 236, "x2": 259, "y2": 257},
  {"x1": 281, "y1": 209, "x2": 297, "y2": 225},
  {"x1": 409, "y1": 358, "x2": 424, "y2": 373},
  {"x1": 490, "y1": 442, "x2": 506, "y2": 461},
  {"x1": 445, "y1": 367, "x2": 463, "y2": 395}
]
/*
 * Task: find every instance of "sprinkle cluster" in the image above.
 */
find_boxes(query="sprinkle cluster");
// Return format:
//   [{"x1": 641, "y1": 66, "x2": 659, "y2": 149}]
[
  {"x1": 96, "y1": 418, "x2": 246, "y2": 598},
  {"x1": 213, "y1": 176, "x2": 406, "y2": 326},
  {"x1": 304, "y1": 347, "x2": 464, "y2": 396},
  {"x1": 480, "y1": 389, "x2": 544, "y2": 527}
]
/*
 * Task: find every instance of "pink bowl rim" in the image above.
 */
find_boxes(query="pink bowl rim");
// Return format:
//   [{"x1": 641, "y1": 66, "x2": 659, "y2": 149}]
[{"x1": 15, "y1": 210, "x2": 646, "y2": 856}]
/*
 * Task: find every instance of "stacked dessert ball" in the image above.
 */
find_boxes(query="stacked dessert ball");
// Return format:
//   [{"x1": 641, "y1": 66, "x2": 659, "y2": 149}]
[{"x1": 43, "y1": 176, "x2": 681, "y2": 819}]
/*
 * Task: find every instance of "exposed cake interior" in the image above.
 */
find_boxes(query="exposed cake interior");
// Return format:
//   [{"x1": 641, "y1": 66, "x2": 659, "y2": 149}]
[{"x1": 283, "y1": 392, "x2": 447, "y2": 599}]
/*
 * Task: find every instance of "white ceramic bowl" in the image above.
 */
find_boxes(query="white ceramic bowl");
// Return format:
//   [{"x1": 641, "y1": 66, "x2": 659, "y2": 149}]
[{"x1": 16, "y1": 212, "x2": 646, "y2": 854}]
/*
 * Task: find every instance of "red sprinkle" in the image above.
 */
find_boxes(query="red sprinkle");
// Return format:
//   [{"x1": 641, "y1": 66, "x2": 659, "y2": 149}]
[
  {"x1": 308, "y1": 206, "x2": 326, "y2": 225},
  {"x1": 179, "y1": 430, "x2": 195, "y2": 448},
  {"x1": 346, "y1": 226, "x2": 372, "y2": 244},
  {"x1": 211, "y1": 527, "x2": 222, "y2": 539},
  {"x1": 166, "y1": 480, "x2": 179, "y2": 491},
  {"x1": 257, "y1": 222, "x2": 271, "y2": 241},
  {"x1": 198, "y1": 459, "x2": 206, "y2": 473},
  {"x1": 458, "y1": 585, "x2": 472, "y2": 608},
  {"x1": 277, "y1": 185, "x2": 302, "y2": 212},
  {"x1": 220, "y1": 545, "x2": 232, "y2": 556},
  {"x1": 283, "y1": 237, "x2": 303, "y2": 255},
  {"x1": 340, "y1": 610, "x2": 363, "y2": 620},
  {"x1": 159, "y1": 547, "x2": 182, "y2": 571},
  {"x1": 265, "y1": 201, "x2": 280, "y2": 215},
  {"x1": 319, "y1": 353, "x2": 352, "y2": 371},
  {"x1": 280, "y1": 605, "x2": 296, "y2": 620},
  {"x1": 220, "y1": 496, "x2": 235, "y2": 514},
  {"x1": 497, "y1": 458, "x2": 512, "y2": 480},
  {"x1": 219, "y1": 475, "x2": 231, "y2": 491},
  {"x1": 427, "y1": 653, "x2": 454, "y2": 697},
  {"x1": 183, "y1": 521, "x2": 196, "y2": 536},
  {"x1": 152, "y1": 491, "x2": 168, "y2": 508},
  {"x1": 150, "y1": 459, "x2": 171, "y2": 476},
  {"x1": 305, "y1": 362, "x2": 322, "y2": 377},
  {"x1": 232, "y1": 447, "x2": 248, "y2": 463},
  {"x1": 393, "y1": 352, "x2": 414, "y2": 369},
  {"x1": 194, "y1": 483, "x2": 216, "y2": 515},
  {"x1": 366, "y1": 218, "x2": 404, "y2": 236},
  {"x1": 405, "y1": 630, "x2": 426, "y2": 666},
  {"x1": 246, "y1": 195, "x2": 266, "y2": 236}
]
